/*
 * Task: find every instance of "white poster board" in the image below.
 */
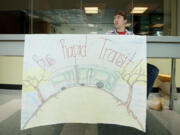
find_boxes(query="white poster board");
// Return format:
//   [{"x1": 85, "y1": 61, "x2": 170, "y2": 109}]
[{"x1": 21, "y1": 34, "x2": 147, "y2": 132}]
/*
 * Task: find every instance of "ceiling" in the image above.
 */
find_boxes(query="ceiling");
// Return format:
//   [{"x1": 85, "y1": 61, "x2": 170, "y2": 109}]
[{"x1": 0, "y1": 0, "x2": 163, "y2": 11}]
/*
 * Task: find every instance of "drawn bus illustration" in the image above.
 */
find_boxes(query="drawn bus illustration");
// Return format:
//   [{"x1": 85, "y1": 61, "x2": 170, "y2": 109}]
[
  {"x1": 50, "y1": 65, "x2": 119, "y2": 92},
  {"x1": 78, "y1": 65, "x2": 119, "y2": 91},
  {"x1": 50, "y1": 67, "x2": 76, "y2": 90}
]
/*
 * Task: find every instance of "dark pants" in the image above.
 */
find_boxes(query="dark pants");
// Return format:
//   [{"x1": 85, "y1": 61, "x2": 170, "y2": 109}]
[{"x1": 147, "y1": 64, "x2": 159, "y2": 98}]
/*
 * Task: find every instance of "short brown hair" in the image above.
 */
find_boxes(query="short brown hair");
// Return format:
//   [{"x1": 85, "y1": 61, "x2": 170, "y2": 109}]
[{"x1": 114, "y1": 10, "x2": 127, "y2": 20}]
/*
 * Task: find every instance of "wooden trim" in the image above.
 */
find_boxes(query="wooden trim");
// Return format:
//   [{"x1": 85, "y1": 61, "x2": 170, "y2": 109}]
[
  {"x1": 0, "y1": 84, "x2": 22, "y2": 90},
  {"x1": 0, "y1": 84, "x2": 180, "y2": 93}
]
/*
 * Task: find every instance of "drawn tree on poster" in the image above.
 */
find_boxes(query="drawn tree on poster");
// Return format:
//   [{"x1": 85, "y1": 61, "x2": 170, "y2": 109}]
[
  {"x1": 23, "y1": 68, "x2": 49, "y2": 103},
  {"x1": 23, "y1": 55, "x2": 55, "y2": 104},
  {"x1": 116, "y1": 58, "x2": 146, "y2": 110}
]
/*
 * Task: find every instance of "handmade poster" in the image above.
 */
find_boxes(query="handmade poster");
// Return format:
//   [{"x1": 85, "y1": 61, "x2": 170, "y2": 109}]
[{"x1": 21, "y1": 35, "x2": 147, "y2": 132}]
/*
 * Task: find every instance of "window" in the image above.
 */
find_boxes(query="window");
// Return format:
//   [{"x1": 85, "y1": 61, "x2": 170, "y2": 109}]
[{"x1": 0, "y1": 0, "x2": 177, "y2": 35}]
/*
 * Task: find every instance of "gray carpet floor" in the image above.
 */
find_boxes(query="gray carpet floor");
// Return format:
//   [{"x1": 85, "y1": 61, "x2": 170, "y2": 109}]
[{"x1": 0, "y1": 89, "x2": 179, "y2": 135}]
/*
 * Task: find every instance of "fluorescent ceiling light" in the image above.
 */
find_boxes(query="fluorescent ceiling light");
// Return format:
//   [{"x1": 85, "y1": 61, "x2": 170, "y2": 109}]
[
  {"x1": 85, "y1": 7, "x2": 98, "y2": 11},
  {"x1": 126, "y1": 23, "x2": 131, "y2": 27},
  {"x1": 131, "y1": 7, "x2": 148, "y2": 14},
  {"x1": 133, "y1": 7, "x2": 148, "y2": 11},
  {"x1": 131, "y1": 10, "x2": 145, "y2": 14},
  {"x1": 85, "y1": 7, "x2": 98, "y2": 14},
  {"x1": 85, "y1": 10, "x2": 98, "y2": 14},
  {"x1": 152, "y1": 24, "x2": 164, "y2": 28}
]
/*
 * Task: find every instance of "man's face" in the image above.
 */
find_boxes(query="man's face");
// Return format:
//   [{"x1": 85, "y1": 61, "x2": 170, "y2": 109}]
[{"x1": 113, "y1": 15, "x2": 127, "y2": 29}]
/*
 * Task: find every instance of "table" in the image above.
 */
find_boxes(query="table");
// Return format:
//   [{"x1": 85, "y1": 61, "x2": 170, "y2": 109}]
[{"x1": 1, "y1": 35, "x2": 180, "y2": 110}]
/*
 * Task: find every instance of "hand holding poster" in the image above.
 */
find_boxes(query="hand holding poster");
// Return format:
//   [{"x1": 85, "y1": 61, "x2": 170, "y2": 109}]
[{"x1": 21, "y1": 35, "x2": 147, "y2": 132}]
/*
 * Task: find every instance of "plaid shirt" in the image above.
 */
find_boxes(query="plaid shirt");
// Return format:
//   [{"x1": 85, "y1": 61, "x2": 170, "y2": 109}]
[{"x1": 106, "y1": 29, "x2": 134, "y2": 35}]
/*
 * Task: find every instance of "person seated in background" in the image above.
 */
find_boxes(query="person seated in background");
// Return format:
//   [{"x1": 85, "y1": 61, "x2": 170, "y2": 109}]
[{"x1": 106, "y1": 10, "x2": 159, "y2": 98}]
